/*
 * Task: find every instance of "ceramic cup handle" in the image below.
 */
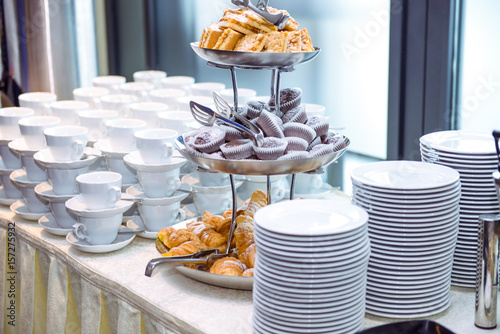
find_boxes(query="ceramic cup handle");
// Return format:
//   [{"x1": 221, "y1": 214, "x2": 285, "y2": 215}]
[
  {"x1": 177, "y1": 208, "x2": 186, "y2": 221},
  {"x1": 71, "y1": 140, "x2": 84, "y2": 160},
  {"x1": 108, "y1": 186, "x2": 122, "y2": 206},
  {"x1": 161, "y1": 142, "x2": 173, "y2": 161},
  {"x1": 312, "y1": 176, "x2": 323, "y2": 190},
  {"x1": 273, "y1": 186, "x2": 286, "y2": 201},
  {"x1": 72, "y1": 223, "x2": 90, "y2": 242}
]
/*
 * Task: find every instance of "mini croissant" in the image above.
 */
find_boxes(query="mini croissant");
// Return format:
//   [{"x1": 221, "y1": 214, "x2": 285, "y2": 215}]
[{"x1": 210, "y1": 257, "x2": 247, "y2": 276}]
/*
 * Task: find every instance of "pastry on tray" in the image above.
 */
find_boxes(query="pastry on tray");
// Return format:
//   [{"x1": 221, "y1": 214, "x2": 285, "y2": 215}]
[
  {"x1": 155, "y1": 190, "x2": 266, "y2": 276},
  {"x1": 199, "y1": 7, "x2": 315, "y2": 52}
]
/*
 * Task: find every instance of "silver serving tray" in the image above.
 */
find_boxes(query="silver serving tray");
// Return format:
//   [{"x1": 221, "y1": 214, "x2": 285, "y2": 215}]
[
  {"x1": 176, "y1": 266, "x2": 253, "y2": 291},
  {"x1": 191, "y1": 42, "x2": 320, "y2": 68},
  {"x1": 175, "y1": 133, "x2": 350, "y2": 175}
]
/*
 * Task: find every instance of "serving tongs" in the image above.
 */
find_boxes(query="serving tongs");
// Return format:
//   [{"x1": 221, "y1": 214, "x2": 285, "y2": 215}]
[
  {"x1": 231, "y1": 0, "x2": 289, "y2": 30},
  {"x1": 145, "y1": 249, "x2": 237, "y2": 277},
  {"x1": 189, "y1": 100, "x2": 264, "y2": 147}
]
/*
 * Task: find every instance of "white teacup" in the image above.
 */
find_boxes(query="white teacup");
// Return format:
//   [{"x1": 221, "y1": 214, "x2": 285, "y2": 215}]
[
  {"x1": 137, "y1": 201, "x2": 185, "y2": 232},
  {"x1": 104, "y1": 118, "x2": 147, "y2": 152},
  {"x1": 149, "y1": 88, "x2": 186, "y2": 110},
  {"x1": 105, "y1": 156, "x2": 138, "y2": 185},
  {"x1": 120, "y1": 82, "x2": 155, "y2": 102},
  {"x1": 77, "y1": 109, "x2": 118, "y2": 143},
  {"x1": 197, "y1": 168, "x2": 229, "y2": 187},
  {"x1": 0, "y1": 171, "x2": 22, "y2": 199},
  {"x1": 76, "y1": 171, "x2": 122, "y2": 210},
  {"x1": 137, "y1": 169, "x2": 180, "y2": 198},
  {"x1": 18, "y1": 92, "x2": 57, "y2": 116},
  {"x1": 175, "y1": 95, "x2": 214, "y2": 112},
  {"x1": 49, "y1": 201, "x2": 78, "y2": 229},
  {"x1": 193, "y1": 187, "x2": 232, "y2": 215},
  {"x1": 44, "y1": 126, "x2": 88, "y2": 161},
  {"x1": 157, "y1": 111, "x2": 199, "y2": 134},
  {"x1": 238, "y1": 175, "x2": 287, "y2": 202},
  {"x1": 92, "y1": 75, "x2": 126, "y2": 94},
  {"x1": 72, "y1": 213, "x2": 123, "y2": 245},
  {"x1": 73, "y1": 86, "x2": 110, "y2": 109},
  {"x1": 0, "y1": 141, "x2": 21, "y2": 169},
  {"x1": 294, "y1": 173, "x2": 324, "y2": 194},
  {"x1": 11, "y1": 176, "x2": 49, "y2": 213},
  {"x1": 18, "y1": 116, "x2": 61, "y2": 150},
  {"x1": 134, "y1": 128, "x2": 177, "y2": 164},
  {"x1": 220, "y1": 88, "x2": 257, "y2": 107},
  {"x1": 129, "y1": 102, "x2": 169, "y2": 128},
  {"x1": 161, "y1": 76, "x2": 195, "y2": 94},
  {"x1": 0, "y1": 107, "x2": 35, "y2": 139},
  {"x1": 191, "y1": 82, "x2": 226, "y2": 97},
  {"x1": 50, "y1": 100, "x2": 89, "y2": 126},
  {"x1": 133, "y1": 70, "x2": 167, "y2": 89},
  {"x1": 100, "y1": 94, "x2": 138, "y2": 117},
  {"x1": 46, "y1": 166, "x2": 89, "y2": 195},
  {"x1": 21, "y1": 155, "x2": 47, "y2": 182}
]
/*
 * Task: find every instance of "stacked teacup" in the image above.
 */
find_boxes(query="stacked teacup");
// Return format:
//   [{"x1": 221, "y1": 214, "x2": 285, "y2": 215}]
[
  {"x1": 237, "y1": 175, "x2": 288, "y2": 203},
  {"x1": 0, "y1": 107, "x2": 35, "y2": 206},
  {"x1": 93, "y1": 118, "x2": 147, "y2": 186},
  {"x1": 65, "y1": 171, "x2": 134, "y2": 250},
  {"x1": 182, "y1": 168, "x2": 243, "y2": 215},
  {"x1": 33, "y1": 125, "x2": 101, "y2": 234},
  {"x1": 123, "y1": 128, "x2": 190, "y2": 238},
  {"x1": 8, "y1": 113, "x2": 61, "y2": 220}
]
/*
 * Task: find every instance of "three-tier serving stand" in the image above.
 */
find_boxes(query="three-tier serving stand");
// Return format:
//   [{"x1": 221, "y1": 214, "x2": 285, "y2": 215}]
[{"x1": 175, "y1": 42, "x2": 350, "y2": 251}]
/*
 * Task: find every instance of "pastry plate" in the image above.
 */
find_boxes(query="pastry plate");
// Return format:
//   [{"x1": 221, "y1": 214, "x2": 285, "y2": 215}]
[
  {"x1": 157, "y1": 219, "x2": 253, "y2": 290},
  {"x1": 175, "y1": 133, "x2": 349, "y2": 175},
  {"x1": 191, "y1": 42, "x2": 320, "y2": 68}
]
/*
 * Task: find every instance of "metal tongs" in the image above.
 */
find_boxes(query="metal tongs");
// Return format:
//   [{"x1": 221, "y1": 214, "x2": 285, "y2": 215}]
[
  {"x1": 189, "y1": 100, "x2": 264, "y2": 147},
  {"x1": 231, "y1": 0, "x2": 289, "y2": 30},
  {"x1": 145, "y1": 249, "x2": 237, "y2": 277}
]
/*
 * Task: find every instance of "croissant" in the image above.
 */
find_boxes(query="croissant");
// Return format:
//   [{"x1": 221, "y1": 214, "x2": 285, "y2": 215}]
[
  {"x1": 157, "y1": 227, "x2": 196, "y2": 249},
  {"x1": 239, "y1": 190, "x2": 267, "y2": 218},
  {"x1": 187, "y1": 215, "x2": 228, "y2": 249},
  {"x1": 210, "y1": 257, "x2": 247, "y2": 276},
  {"x1": 234, "y1": 215, "x2": 254, "y2": 254},
  {"x1": 242, "y1": 268, "x2": 254, "y2": 277},
  {"x1": 239, "y1": 243, "x2": 256, "y2": 268},
  {"x1": 218, "y1": 217, "x2": 233, "y2": 239},
  {"x1": 163, "y1": 240, "x2": 202, "y2": 257},
  {"x1": 199, "y1": 229, "x2": 227, "y2": 249}
]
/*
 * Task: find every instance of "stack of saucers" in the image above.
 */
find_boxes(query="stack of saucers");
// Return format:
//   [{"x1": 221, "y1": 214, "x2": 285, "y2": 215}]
[
  {"x1": 351, "y1": 161, "x2": 460, "y2": 318},
  {"x1": 252, "y1": 199, "x2": 370, "y2": 334},
  {"x1": 420, "y1": 130, "x2": 499, "y2": 287}
]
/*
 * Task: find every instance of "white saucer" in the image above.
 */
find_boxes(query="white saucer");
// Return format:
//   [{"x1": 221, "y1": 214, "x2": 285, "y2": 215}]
[
  {"x1": 125, "y1": 215, "x2": 158, "y2": 239},
  {"x1": 93, "y1": 140, "x2": 131, "y2": 158},
  {"x1": 8, "y1": 138, "x2": 38, "y2": 156},
  {"x1": 66, "y1": 231, "x2": 135, "y2": 253},
  {"x1": 34, "y1": 182, "x2": 75, "y2": 202},
  {"x1": 10, "y1": 200, "x2": 50, "y2": 221},
  {"x1": 33, "y1": 147, "x2": 101, "y2": 169},
  {"x1": 10, "y1": 169, "x2": 39, "y2": 186},
  {"x1": 65, "y1": 194, "x2": 134, "y2": 218},
  {"x1": 420, "y1": 130, "x2": 496, "y2": 155},
  {"x1": 125, "y1": 183, "x2": 192, "y2": 205},
  {"x1": 123, "y1": 150, "x2": 187, "y2": 172},
  {"x1": 0, "y1": 186, "x2": 20, "y2": 205},
  {"x1": 38, "y1": 213, "x2": 72, "y2": 236}
]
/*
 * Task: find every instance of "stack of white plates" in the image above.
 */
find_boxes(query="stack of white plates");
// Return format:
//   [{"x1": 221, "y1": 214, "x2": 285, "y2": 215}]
[
  {"x1": 351, "y1": 161, "x2": 460, "y2": 318},
  {"x1": 420, "y1": 130, "x2": 499, "y2": 287},
  {"x1": 253, "y1": 199, "x2": 370, "y2": 334}
]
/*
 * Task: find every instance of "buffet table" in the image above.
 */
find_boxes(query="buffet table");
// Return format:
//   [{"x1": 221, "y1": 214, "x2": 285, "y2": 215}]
[{"x1": 0, "y1": 193, "x2": 496, "y2": 334}]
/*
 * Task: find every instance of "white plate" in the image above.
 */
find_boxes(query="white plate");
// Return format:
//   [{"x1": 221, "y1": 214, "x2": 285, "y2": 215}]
[
  {"x1": 254, "y1": 199, "x2": 368, "y2": 237},
  {"x1": 351, "y1": 160, "x2": 460, "y2": 190},
  {"x1": 38, "y1": 213, "x2": 72, "y2": 236},
  {"x1": 367, "y1": 263, "x2": 449, "y2": 277},
  {"x1": 369, "y1": 240, "x2": 456, "y2": 257},
  {"x1": 368, "y1": 226, "x2": 457, "y2": 244},
  {"x1": 367, "y1": 263, "x2": 452, "y2": 281},
  {"x1": 420, "y1": 150, "x2": 498, "y2": 165},
  {"x1": 366, "y1": 295, "x2": 450, "y2": 315},
  {"x1": 421, "y1": 156, "x2": 498, "y2": 170},
  {"x1": 66, "y1": 231, "x2": 135, "y2": 253},
  {"x1": 123, "y1": 150, "x2": 187, "y2": 172},
  {"x1": 367, "y1": 283, "x2": 449, "y2": 300},
  {"x1": 369, "y1": 247, "x2": 455, "y2": 266},
  {"x1": 353, "y1": 198, "x2": 459, "y2": 215},
  {"x1": 0, "y1": 186, "x2": 20, "y2": 205},
  {"x1": 352, "y1": 190, "x2": 460, "y2": 208},
  {"x1": 368, "y1": 221, "x2": 457, "y2": 238},
  {"x1": 366, "y1": 287, "x2": 450, "y2": 308},
  {"x1": 352, "y1": 183, "x2": 461, "y2": 199},
  {"x1": 10, "y1": 200, "x2": 49, "y2": 221},
  {"x1": 420, "y1": 130, "x2": 496, "y2": 154},
  {"x1": 420, "y1": 144, "x2": 497, "y2": 160},
  {"x1": 125, "y1": 183, "x2": 192, "y2": 205},
  {"x1": 367, "y1": 272, "x2": 451, "y2": 290},
  {"x1": 65, "y1": 194, "x2": 134, "y2": 218},
  {"x1": 366, "y1": 298, "x2": 451, "y2": 319},
  {"x1": 366, "y1": 206, "x2": 459, "y2": 223},
  {"x1": 176, "y1": 266, "x2": 253, "y2": 290}
]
